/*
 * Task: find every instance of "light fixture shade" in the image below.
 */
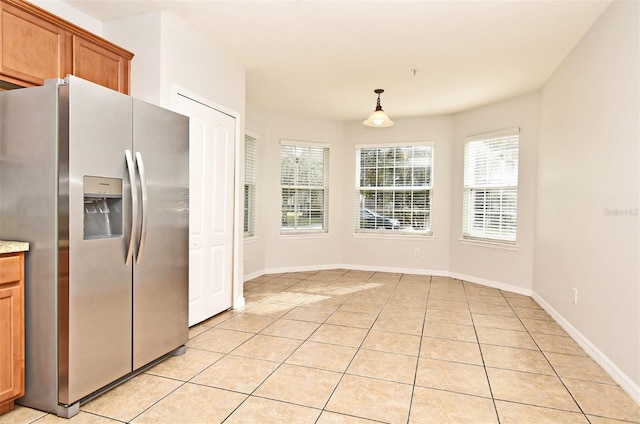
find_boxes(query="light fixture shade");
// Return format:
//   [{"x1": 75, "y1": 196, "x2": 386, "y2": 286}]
[
  {"x1": 363, "y1": 88, "x2": 394, "y2": 127},
  {"x1": 363, "y1": 109, "x2": 394, "y2": 127}
]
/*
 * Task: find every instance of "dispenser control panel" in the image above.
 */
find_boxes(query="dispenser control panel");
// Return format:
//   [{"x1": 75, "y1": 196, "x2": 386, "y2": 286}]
[{"x1": 83, "y1": 176, "x2": 123, "y2": 197}]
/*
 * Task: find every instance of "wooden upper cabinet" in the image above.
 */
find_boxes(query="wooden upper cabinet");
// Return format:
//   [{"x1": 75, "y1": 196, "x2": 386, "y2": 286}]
[
  {"x1": 0, "y1": 0, "x2": 133, "y2": 94},
  {"x1": 0, "y1": 1, "x2": 66, "y2": 85},
  {"x1": 72, "y1": 36, "x2": 129, "y2": 94}
]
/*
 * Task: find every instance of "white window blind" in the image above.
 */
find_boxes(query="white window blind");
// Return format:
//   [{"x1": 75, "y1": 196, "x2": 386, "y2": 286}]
[
  {"x1": 244, "y1": 134, "x2": 257, "y2": 237},
  {"x1": 355, "y1": 144, "x2": 433, "y2": 235},
  {"x1": 280, "y1": 141, "x2": 329, "y2": 232},
  {"x1": 463, "y1": 129, "x2": 519, "y2": 244}
]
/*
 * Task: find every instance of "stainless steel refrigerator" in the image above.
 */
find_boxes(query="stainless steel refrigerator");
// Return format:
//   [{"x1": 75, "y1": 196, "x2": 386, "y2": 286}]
[{"x1": 0, "y1": 75, "x2": 189, "y2": 417}]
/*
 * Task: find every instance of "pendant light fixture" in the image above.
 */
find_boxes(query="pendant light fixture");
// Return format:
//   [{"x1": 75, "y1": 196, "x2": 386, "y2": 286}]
[{"x1": 363, "y1": 89, "x2": 394, "y2": 127}]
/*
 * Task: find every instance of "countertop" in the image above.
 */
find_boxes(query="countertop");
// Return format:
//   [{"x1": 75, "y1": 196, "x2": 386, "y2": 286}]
[{"x1": 0, "y1": 240, "x2": 30, "y2": 254}]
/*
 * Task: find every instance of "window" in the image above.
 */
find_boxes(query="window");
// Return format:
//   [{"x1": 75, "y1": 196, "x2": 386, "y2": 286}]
[
  {"x1": 244, "y1": 134, "x2": 257, "y2": 237},
  {"x1": 280, "y1": 141, "x2": 329, "y2": 233},
  {"x1": 355, "y1": 144, "x2": 433, "y2": 234},
  {"x1": 463, "y1": 128, "x2": 519, "y2": 244}
]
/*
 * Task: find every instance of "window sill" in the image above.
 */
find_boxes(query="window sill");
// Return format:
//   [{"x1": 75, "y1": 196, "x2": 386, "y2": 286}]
[
  {"x1": 279, "y1": 232, "x2": 331, "y2": 240},
  {"x1": 243, "y1": 236, "x2": 259, "y2": 244},
  {"x1": 353, "y1": 232, "x2": 436, "y2": 241},
  {"x1": 458, "y1": 238, "x2": 518, "y2": 251}
]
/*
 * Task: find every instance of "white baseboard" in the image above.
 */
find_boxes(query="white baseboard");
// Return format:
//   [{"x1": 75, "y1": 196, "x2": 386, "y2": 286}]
[
  {"x1": 243, "y1": 270, "x2": 264, "y2": 282},
  {"x1": 246, "y1": 264, "x2": 526, "y2": 294},
  {"x1": 262, "y1": 263, "x2": 344, "y2": 276},
  {"x1": 448, "y1": 271, "x2": 532, "y2": 296},
  {"x1": 341, "y1": 263, "x2": 449, "y2": 277},
  {"x1": 532, "y1": 292, "x2": 640, "y2": 404}
]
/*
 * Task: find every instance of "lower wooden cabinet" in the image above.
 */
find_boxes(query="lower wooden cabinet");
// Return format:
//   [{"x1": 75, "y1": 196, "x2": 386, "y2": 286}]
[{"x1": 0, "y1": 252, "x2": 25, "y2": 415}]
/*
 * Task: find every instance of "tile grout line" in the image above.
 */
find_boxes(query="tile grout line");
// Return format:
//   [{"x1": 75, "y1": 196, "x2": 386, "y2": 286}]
[
  {"x1": 505, "y1": 295, "x2": 593, "y2": 422},
  {"x1": 314, "y1": 271, "x2": 401, "y2": 423},
  {"x1": 463, "y1": 279, "x2": 502, "y2": 424},
  {"x1": 215, "y1": 269, "x2": 375, "y2": 423},
  {"x1": 406, "y1": 274, "x2": 433, "y2": 424},
  {"x1": 226, "y1": 274, "x2": 621, "y2": 423},
  {"x1": 220, "y1": 269, "x2": 331, "y2": 422},
  {"x1": 169, "y1": 273, "x2": 302, "y2": 424}
]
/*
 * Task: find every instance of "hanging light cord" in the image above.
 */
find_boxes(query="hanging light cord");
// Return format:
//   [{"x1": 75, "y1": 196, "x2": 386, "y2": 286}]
[{"x1": 374, "y1": 93, "x2": 383, "y2": 111}]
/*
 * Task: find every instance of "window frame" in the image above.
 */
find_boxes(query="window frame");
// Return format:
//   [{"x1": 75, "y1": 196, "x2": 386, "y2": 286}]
[
  {"x1": 243, "y1": 133, "x2": 257, "y2": 238},
  {"x1": 280, "y1": 139, "x2": 330, "y2": 235},
  {"x1": 354, "y1": 142, "x2": 435, "y2": 236},
  {"x1": 462, "y1": 128, "x2": 519, "y2": 246}
]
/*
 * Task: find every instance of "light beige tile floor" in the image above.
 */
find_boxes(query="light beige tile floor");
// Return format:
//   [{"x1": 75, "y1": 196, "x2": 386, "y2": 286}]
[{"x1": 3, "y1": 270, "x2": 640, "y2": 423}]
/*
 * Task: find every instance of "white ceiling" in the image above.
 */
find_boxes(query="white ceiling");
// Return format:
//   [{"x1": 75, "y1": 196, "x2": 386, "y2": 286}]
[{"x1": 64, "y1": 0, "x2": 611, "y2": 122}]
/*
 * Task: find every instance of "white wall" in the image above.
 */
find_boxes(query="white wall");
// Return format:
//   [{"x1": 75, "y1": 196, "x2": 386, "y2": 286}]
[
  {"x1": 102, "y1": 12, "x2": 162, "y2": 105},
  {"x1": 157, "y1": 14, "x2": 245, "y2": 116},
  {"x1": 245, "y1": 103, "x2": 344, "y2": 273},
  {"x1": 449, "y1": 93, "x2": 539, "y2": 293},
  {"x1": 341, "y1": 116, "x2": 454, "y2": 275},
  {"x1": 534, "y1": 0, "x2": 639, "y2": 395},
  {"x1": 246, "y1": 97, "x2": 537, "y2": 289},
  {"x1": 103, "y1": 12, "x2": 245, "y2": 116},
  {"x1": 244, "y1": 113, "x2": 455, "y2": 276}
]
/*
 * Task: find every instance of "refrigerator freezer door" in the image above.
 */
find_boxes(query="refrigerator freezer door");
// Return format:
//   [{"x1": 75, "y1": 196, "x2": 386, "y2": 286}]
[
  {"x1": 61, "y1": 76, "x2": 134, "y2": 405},
  {"x1": 132, "y1": 99, "x2": 189, "y2": 369}
]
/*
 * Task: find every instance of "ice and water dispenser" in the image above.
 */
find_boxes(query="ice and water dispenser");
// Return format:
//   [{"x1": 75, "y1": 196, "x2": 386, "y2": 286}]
[{"x1": 83, "y1": 176, "x2": 123, "y2": 239}]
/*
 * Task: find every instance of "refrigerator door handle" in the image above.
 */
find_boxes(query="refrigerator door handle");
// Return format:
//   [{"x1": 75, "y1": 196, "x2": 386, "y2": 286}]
[
  {"x1": 135, "y1": 151, "x2": 148, "y2": 264},
  {"x1": 125, "y1": 149, "x2": 138, "y2": 266}
]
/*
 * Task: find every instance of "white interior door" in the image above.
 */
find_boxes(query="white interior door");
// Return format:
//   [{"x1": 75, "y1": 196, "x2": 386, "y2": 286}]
[{"x1": 174, "y1": 93, "x2": 236, "y2": 326}]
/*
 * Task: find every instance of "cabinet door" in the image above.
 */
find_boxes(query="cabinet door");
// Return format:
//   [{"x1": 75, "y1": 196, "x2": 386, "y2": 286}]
[
  {"x1": 0, "y1": 1, "x2": 67, "y2": 86},
  {"x1": 0, "y1": 254, "x2": 24, "y2": 409},
  {"x1": 72, "y1": 35, "x2": 130, "y2": 94}
]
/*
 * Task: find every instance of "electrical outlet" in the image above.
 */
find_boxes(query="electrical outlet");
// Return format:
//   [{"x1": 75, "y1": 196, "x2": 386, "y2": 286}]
[
  {"x1": 414, "y1": 248, "x2": 420, "y2": 257},
  {"x1": 572, "y1": 288, "x2": 578, "y2": 305}
]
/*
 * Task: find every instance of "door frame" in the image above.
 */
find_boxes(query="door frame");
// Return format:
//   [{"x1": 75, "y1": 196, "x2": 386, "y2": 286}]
[{"x1": 170, "y1": 85, "x2": 245, "y2": 311}]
